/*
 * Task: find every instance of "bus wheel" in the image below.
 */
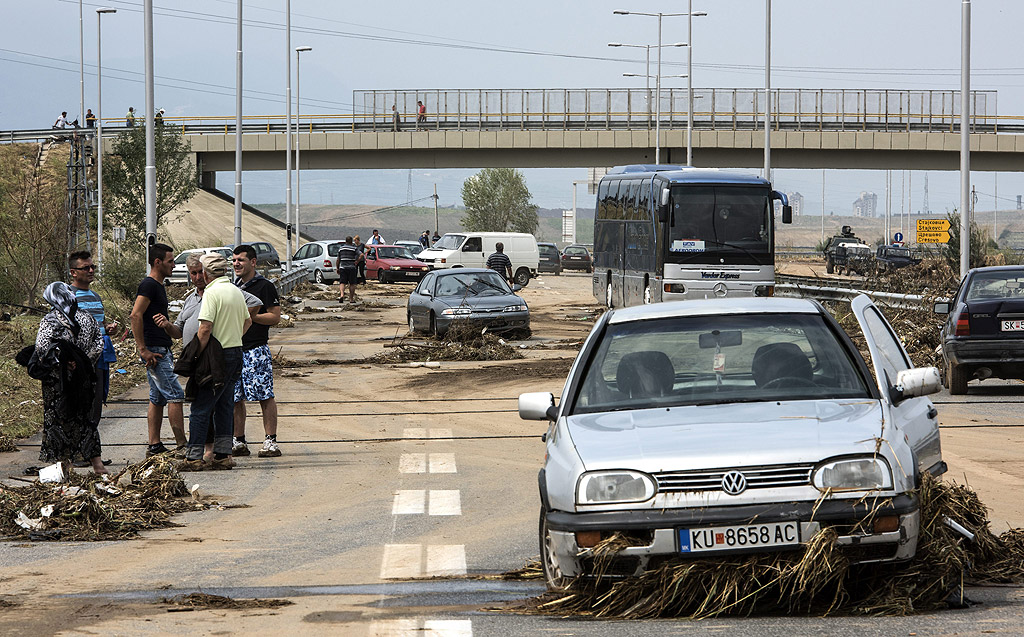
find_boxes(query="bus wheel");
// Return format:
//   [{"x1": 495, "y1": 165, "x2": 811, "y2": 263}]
[
  {"x1": 605, "y1": 281, "x2": 614, "y2": 308},
  {"x1": 643, "y1": 283, "x2": 652, "y2": 305}
]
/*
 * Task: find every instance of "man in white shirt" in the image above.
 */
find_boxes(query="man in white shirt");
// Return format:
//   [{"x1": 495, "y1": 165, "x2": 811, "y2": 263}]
[{"x1": 367, "y1": 229, "x2": 386, "y2": 245}]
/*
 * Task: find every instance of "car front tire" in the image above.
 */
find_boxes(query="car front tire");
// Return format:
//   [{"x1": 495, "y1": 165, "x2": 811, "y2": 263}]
[
  {"x1": 377, "y1": 269, "x2": 387, "y2": 283},
  {"x1": 408, "y1": 312, "x2": 417, "y2": 334},
  {"x1": 540, "y1": 508, "x2": 571, "y2": 592}
]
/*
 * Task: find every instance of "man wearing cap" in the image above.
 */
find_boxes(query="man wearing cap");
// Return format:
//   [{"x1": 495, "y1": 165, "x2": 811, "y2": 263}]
[{"x1": 177, "y1": 253, "x2": 249, "y2": 470}]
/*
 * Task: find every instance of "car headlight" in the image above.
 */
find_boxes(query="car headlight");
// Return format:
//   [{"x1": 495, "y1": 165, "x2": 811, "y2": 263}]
[
  {"x1": 440, "y1": 308, "x2": 472, "y2": 316},
  {"x1": 503, "y1": 304, "x2": 527, "y2": 312},
  {"x1": 390, "y1": 266, "x2": 402, "y2": 271},
  {"x1": 577, "y1": 471, "x2": 656, "y2": 504},
  {"x1": 421, "y1": 266, "x2": 429, "y2": 271},
  {"x1": 812, "y1": 457, "x2": 892, "y2": 491}
]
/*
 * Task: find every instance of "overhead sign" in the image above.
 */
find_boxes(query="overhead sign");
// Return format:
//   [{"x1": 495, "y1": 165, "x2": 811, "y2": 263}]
[
  {"x1": 917, "y1": 219, "x2": 951, "y2": 233},
  {"x1": 917, "y1": 230, "x2": 951, "y2": 244}
]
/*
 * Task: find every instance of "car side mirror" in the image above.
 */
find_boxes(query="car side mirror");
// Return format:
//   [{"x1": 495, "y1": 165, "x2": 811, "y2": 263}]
[
  {"x1": 933, "y1": 301, "x2": 950, "y2": 315},
  {"x1": 890, "y1": 367, "x2": 941, "y2": 405},
  {"x1": 519, "y1": 391, "x2": 557, "y2": 421},
  {"x1": 782, "y1": 204, "x2": 793, "y2": 224},
  {"x1": 512, "y1": 283, "x2": 523, "y2": 292},
  {"x1": 658, "y1": 188, "x2": 670, "y2": 222}
]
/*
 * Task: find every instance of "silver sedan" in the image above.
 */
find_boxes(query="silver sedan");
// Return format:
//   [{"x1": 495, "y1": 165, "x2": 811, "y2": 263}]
[
  {"x1": 407, "y1": 268, "x2": 529, "y2": 337},
  {"x1": 520, "y1": 295, "x2": 943, "y2": 589}
]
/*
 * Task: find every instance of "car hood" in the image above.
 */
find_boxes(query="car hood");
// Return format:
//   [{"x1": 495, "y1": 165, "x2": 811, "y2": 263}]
[
  {"x1": 380, "y1": 257, "x2": 428, "y2": 267},
  {"x1": 566, "y1": 399, "x2": 885, "y2": 472}
]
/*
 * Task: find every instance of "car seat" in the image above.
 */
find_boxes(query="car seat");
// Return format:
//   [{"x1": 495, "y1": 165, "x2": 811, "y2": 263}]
[
  {"x1": 751, "y1": 343, "x2": 813, "y2": 387},
  {"x1": 616, "y1": 351, "x2": 675, "y2": 399}
]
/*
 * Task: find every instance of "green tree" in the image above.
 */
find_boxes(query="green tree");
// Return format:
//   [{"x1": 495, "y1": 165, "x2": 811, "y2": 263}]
[
  {"x1": 102, "y1": 125, "x2": 198, "y2": 249},
  {"x1": 460, "y1": 168, "x2": 539, "y2": 234},
  {"x1": 941, "y1": 210, "x2": 990, "y2": 271},
  {"x1": 0, "y1": 144, "x2": 71, "y2": 304}
]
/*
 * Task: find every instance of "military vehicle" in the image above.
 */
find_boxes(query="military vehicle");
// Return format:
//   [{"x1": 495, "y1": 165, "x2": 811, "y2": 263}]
[
  {"x1": 823, "y1": 226, "x2": 873, "y2": 275},
  {"x1": 875, "y1": 245, "x2": 922, "y2": 272}
]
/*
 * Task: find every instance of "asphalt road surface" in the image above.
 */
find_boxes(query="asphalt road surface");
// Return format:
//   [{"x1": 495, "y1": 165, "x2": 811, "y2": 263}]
[{"x1": 2, "y1": 273, "x2": 1024, "y2": 636}]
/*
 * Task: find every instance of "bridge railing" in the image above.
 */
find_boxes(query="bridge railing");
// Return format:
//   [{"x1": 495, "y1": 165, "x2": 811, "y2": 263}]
[{"x1": 1, "y1": 88, "x2": 1009, "y2": 143}]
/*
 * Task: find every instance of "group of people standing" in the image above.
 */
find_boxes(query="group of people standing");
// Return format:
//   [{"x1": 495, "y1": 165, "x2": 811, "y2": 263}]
[
  {"x1": 20, "y1": 243, "x2": 285, "y2": 475},
  {"x1": 333, "y1": 229, "x2": 387, "y2": 303},
  {"x1": 52, "y1": 107, "x2": 159, "y2": 130}
]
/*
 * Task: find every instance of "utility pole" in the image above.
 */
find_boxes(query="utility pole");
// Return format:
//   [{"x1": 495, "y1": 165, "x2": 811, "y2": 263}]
[
  {"x1": 233, "y1": 0, "x2": 243, "y2": 246},
  {"x1": 143, "y1": 0, "x2": 156, "y2": 268},
  {"x1": 763, "y1": 0, "x2": 771, "y2": 181},
  {"x1": 821, "y1": 171, "x2": 825, "y2": 243},
  {"x1": 960, "y1": 0, "x2": 971, "y2": 278},
  {"x1": 433, "y1": 183, "x2": 439, "y2": 236}
]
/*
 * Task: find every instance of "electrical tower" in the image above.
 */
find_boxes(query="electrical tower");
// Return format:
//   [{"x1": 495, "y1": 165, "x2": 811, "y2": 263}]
[
  {"x1": 65, "y1": 134, "x2": 93, "y2": 250},
  {"x1": 922, "y1": 174, "x2": 930, "y2": 214},
  {"x1": 406, "y1": 169, "x2": 413, "y2": 202}
]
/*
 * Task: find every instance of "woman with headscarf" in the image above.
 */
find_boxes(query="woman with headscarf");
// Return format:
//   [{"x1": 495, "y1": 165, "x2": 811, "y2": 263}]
[{"x1": 28, "y1": 282, "x2": 106, "y2": 474}]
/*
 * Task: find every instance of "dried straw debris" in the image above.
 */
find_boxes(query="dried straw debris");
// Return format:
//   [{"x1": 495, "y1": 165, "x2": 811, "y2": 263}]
[
  {"x1": 367, "y1": 321, "x2": 524, "y2": 364},
  {"x1": 0, "y1": 456, "x2": 207, "y2": 541},
  {"x1": 161, "y1": 592, "x2": 293, "y2": 611},
  {"x1": 515, "y1": 474, "x2": 1024, "y2": 619}
]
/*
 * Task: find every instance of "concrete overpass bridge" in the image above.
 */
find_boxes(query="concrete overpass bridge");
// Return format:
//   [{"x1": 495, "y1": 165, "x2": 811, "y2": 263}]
[{"x1": 6, "y1": 88, "x2": 1024, "y2": 177}]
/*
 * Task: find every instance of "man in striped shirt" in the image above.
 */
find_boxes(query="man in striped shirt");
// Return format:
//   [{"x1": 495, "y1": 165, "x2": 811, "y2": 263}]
[
  {"x1": 335, "y1": 236, "x2": 362, "y2": 303},
  {"x1": 486, "y1": 242, "x2": 514, "y2": 285},
  {"x1": 68, "y1": 251, "x2": 121, "y2": 444}
]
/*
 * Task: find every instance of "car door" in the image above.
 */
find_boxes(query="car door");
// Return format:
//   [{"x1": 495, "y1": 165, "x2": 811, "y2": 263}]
[
  {"x1": 851, "y1": 295, "x2": 944, "y2": 477},
  {"x1": 410, "y1": 272, "x2": 435, "y2": 327},
  {"x1": 365, "y1": 247, "x2": 379, "y2": 279}
]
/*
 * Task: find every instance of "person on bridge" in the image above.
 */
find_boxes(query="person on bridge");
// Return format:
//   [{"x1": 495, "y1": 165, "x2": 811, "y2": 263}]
[
  {"x1": 486, "y1": 242, "x2": 514, "y2": 286},
  {"x1": 130, "y1": 243, "x2": 188, "y2": 457},
  {"x1": 155, "y1": 108, "x2": 165, "y2": 126},
  {"x1": 231, "y1": 244, "x2": 283, "y2": 459},
  {"x1": 335, "y1": 237, "x2": 361, "y2": 303},
  {"x1": 176, "y1": 254, "x2": 250, "y2": 471},
  {"x1": 416, "y1": 100, "x2": 426, "y2": 129},
  {"x1": 125, "y1": 106, "x2": 136, "y2": 127},
  {"x1": 392, "y1": 104, "x2": 401, "y2": 132},
  {"x1": 52, "y1": 112, "x2": 69, "y2": 129},
  {"x1": 85, "y1": 109, "x2": 96, "y2": 128}
]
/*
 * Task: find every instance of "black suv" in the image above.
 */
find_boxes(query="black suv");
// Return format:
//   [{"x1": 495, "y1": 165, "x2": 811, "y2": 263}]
[{"x1": 538, "y1": 242, "x2": 561, "y2": 275}]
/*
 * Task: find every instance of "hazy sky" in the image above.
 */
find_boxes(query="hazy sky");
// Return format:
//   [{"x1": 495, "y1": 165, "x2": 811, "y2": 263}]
[{"x1": 4, "y1": 0, "x2": 1024, "y2": 216}]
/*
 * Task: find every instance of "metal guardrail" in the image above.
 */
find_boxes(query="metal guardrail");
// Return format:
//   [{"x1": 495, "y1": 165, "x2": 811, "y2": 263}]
[
  {"x1": 4, "y1": 88, "x2": 1014, "y2": 143},
  {"x1": 274, "y1": 266, "x2": 310, "y2": 295},
  {"x1": 775, "y1": 282, "x2": 946, "y2": 310}
]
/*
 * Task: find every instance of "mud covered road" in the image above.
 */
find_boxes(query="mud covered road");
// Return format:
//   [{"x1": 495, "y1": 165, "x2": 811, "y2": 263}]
[{"x1": 2, "y1": 273, "x2": 1024, "y2": 636}]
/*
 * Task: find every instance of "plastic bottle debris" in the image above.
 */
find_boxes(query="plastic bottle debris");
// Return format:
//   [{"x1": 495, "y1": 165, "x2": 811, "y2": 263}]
[
  {"x1": 190, "y1": 484, "x2": 201, "y2": 501},
  {"x1": 424, "y1": 362, "x2": 441, "y2": 368},
  {"x1": 38, "y1": 462, "x2": 65, "y2": 484}
]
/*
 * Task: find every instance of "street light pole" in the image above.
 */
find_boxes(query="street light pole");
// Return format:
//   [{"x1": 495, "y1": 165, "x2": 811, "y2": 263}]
[
  {"x1": 764, "y1": 0, "x2": 772, "y2": 181},
  {"x1": 960, "y1": 0, "x2": 971, "y2": 279},
  {"x1": 284, "y1": 0, "x2": 293, "y2": 269},
  {"x1": 143, "y1": 0, "x2": 156, "y2": 267},
  {"x1": 295, "y1": 46, "x2": 312, "y2": 253},
  {"x1": 686, "y1": 4, "x2": 707, "y2": 166},
  {"x1": 95, "y1": 7, "x2": 116, "y2": 274},
  {"x1": 233, "y1": 0, "x2": 243, "y2": 246},
  {"x1": 79, "y1": 0, "x2": 85, "y2": 126}
]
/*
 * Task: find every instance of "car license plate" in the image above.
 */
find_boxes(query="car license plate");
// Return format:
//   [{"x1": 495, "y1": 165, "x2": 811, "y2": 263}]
[
  {"x1": 1002, "y1": 320, "x2": 1024, "y2": 331},
  {"x1": 679, "y1": 521, "x2": 800, "y2": 553},
  {"x1": 569, "y1": 256, "x2": 581, "y2": 260}
]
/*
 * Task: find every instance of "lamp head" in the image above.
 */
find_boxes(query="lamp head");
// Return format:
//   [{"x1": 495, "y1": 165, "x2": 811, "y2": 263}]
[
  {"x1": 296, "y1": 46, "x2": 313, "y2": 52},
  {"x1": 96, "y1": 7, "x2": 116, "y2": 13}
]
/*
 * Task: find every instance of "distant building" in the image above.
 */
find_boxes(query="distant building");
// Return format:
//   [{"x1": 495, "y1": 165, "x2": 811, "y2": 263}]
[
  {"x1": 787, "y1": 192, "x2": 805, "y2": 217},
  {"x1": 853, "y1": 191, "x2": 878, "y2": 218}
]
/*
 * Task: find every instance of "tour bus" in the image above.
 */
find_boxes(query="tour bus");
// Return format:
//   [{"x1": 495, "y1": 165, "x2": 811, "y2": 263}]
[{"x1": 593, "y1": 165, "x2": 792, "y2": 307}]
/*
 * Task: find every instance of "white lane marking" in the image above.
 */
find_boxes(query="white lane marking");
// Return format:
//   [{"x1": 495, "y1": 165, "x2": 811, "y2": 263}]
[
  {"x1": 428, "y1": 453, "x2": 457, "y2": 473},
  {"x1": 392, "y1": 490, "x2": 426, "y2": 515},
  {"x1": 380, "y1": 544, "x2": 422, "y2": 579},
  {"x1": 428, "y1": 428, "x2": 452, "y2": 438},
  {"x1": 426, "y1": 544, "x2": 467, "y2": 576},
  {"x1": 399, "y1": 453, "x2": 426, "y2": 473},
  {"x1": 403, "y1": 428, "x2": 426, "y2": 438},
  {"x1": 367, "y1": 619, "x2": 420, "y2": 636},
  {"x1": 424, "y1": 620, "x2": 473, "y2": 637},
  {"x1": 428, "y1": 490, "x2": 462, "y2": 516},
  {"x1": 368, "y1": 620, "x2": 473, "y2": 637}
]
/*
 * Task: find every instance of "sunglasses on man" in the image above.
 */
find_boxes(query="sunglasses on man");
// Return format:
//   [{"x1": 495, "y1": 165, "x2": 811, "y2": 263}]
[{"x1": 71, "y1": 265, "x2": 97, "y2": 271}]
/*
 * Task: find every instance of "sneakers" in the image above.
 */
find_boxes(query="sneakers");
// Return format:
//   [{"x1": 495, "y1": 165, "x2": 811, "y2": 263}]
[
  {"x1": 175, "y1": 458, "x2": 207, "y2": 472},
  {"x1": 170, "y1": 445, "x2": 189, "y2": 459},
  {"x1": 231, "y1": 437, "x2": 250, "y2": 457},
  {"x1": 146, "y1": 442, "x2": 171, "y2": 457},
  {"x1": 257, "y1": 437, "x2": 282, "y2": 458},
  {"x1": 208, "y1": 456, "x2": 236, "y2": 470}
]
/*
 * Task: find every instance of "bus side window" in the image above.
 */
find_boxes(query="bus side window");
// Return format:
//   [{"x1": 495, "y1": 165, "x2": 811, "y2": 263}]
[
  {"x1": 597, "y1": 181, "x2": 610, "y2": 220},
  {"x1": 625, "y1": 181, "x2": 640, "y2": 220},
  {"x1": 637, "y1": 181, "x2": 651, "y2": 221},
  {"x1": 608, "y1": 181, "x2": 622, "y2": 220}
]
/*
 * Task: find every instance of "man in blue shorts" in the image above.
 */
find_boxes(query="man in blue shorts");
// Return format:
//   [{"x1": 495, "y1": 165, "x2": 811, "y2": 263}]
[
  {"x1": 130, "y1": 243, "x2": 187, "y2": 456},
  {"x1": 231, "y1": 244, "x2": 283, "y2": 458}
]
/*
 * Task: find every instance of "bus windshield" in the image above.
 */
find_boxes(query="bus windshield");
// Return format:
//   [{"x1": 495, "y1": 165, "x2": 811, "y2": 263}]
[{"x1": 667, "y1": 185, "x2": 772, "y2": 266}]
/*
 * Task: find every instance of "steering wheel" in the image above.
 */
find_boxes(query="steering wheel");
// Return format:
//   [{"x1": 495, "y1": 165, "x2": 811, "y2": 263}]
[{"x1": 761, "y1": 376, "x2": 818, "y2": 390}]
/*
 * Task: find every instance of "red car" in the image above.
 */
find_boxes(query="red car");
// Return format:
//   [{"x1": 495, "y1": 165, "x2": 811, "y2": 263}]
[{"x1": 364, "y1": 245, "x2": 431, "y2": 283}]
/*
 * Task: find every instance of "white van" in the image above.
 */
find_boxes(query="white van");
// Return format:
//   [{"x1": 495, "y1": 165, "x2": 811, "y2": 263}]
[{"x1": 417, "y1": 232, "x2": 539, "y2": 286}]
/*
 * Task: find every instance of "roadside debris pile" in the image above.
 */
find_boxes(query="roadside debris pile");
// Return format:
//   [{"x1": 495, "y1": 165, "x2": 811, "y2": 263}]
[
  {"x1": 161, "y1": 592, "x2": 293, "y2": 612},
  {"x1": 828, "y1": 301, "x2": 945, "y2": 369},
  {"x1": 521, "y1": 475, "x2": 1024, "y2": 619},
  {"x1": 369, "y1": 322, "x2": 524, "y2": 364},
  {"x1": 0, "y1": 455, "x2": 206, "y2": 541},
  {"x1": 0, "y1": 434, "x2": 17, "y2": 453}
]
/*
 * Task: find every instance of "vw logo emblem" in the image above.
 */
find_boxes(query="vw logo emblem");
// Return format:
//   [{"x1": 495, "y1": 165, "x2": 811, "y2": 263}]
[
  {"x1": 713, "y1": 282, "x2": 728, "y2": 297},
  {"x1": 721, "y1": 470, "x2": 747, "y2": 495}
]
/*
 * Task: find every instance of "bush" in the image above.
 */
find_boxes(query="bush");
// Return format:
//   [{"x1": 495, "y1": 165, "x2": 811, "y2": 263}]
[{"x1": 99, "y1": 248, "x2": 149, "y2": 300}]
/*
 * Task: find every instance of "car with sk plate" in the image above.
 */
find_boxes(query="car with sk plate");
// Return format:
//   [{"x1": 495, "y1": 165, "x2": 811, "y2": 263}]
[
  {"x1": 519, "y1": 295, "x2": 944, "y2": 589},
  {"x1": 935, "y1": 265, "x2": 1024, "y2": 394}
]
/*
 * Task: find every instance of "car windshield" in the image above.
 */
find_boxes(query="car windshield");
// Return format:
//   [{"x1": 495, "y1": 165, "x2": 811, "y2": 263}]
[
  {"x1": 564, "y1": 247, "x2": 588, "y2": 256},
  {"x1": 435, "y1": 272, "x2": 511, "y2": 297},
  {"x1": 965, "y1": 270, "x2": 1024, "y2": 301},
  {"x1": 432, "y1": 234, "x2": 465, "y2": 250},
  {"x1": 571, "y1": 313, "x2": 871, "y2": 415},
  {"x1": 378, "y1": 247, "x2": 415, "y2": 259}
]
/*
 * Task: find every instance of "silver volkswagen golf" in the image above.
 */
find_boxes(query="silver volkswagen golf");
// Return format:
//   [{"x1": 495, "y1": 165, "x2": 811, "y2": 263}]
[{"x1": 519, "y1": 295, "x2": 944, "y2": 589}]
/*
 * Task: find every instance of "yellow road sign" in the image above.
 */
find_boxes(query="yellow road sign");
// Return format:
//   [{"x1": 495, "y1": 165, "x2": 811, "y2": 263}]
[
  {"x1": 917, "y1": 218, "x2": 951, "y2": 233},
  {"x1": 917, "y1": 230, "x2": 951, "y2": 243}
]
